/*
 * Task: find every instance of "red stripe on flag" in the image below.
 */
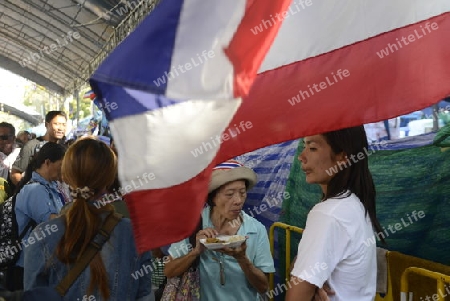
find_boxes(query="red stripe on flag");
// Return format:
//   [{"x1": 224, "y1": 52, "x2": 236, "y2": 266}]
[
  {"x1": 126, "y1": 161, "x2": 216, "y2": 252},
  {"x1": 217, "y1": 12, "x2": 450, "y2": 162},
  {"x1": 225, "y1": 0, "x2": 293, "y2": 97}
]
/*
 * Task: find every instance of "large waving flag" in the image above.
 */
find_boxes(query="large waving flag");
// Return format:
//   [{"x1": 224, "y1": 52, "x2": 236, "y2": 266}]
[
  {"x1": 215, "y1": 1, "x2": 450, "y2": 163},
  {"x1": 90, "y1": 0, "x2": 292, "y2": 252},
  {"x1": 91, "y1": 0, "x2": 450, "y2": 252},
  {"x1": 216, "y1": 0, "x2": 450, "y2": 161}
]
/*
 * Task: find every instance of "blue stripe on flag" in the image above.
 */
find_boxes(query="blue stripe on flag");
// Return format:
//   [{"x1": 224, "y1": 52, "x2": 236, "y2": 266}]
[
  {"x1": 91, "y1": 0, "x2": 185, "y2": 94},
  {"x1": 94, "y1": 83, "x2": 181, "y2": 120}
]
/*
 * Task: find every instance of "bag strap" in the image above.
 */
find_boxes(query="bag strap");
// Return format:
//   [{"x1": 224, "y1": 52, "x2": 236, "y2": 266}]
[
  {"x1": 19, "y1": 180, "x2": 54, "y2": 234},
  {"x1": 10, "y1": 191, "x2": 38, "y2": 241},
  {"x1": 55, "y1": 212, "x2": 123, "y2": 296},
  {"x1": 12, "y1": 179, "x2": 56, "y2": 242},
  {"x1": 189, "y1": 217, "x2": 203, "y2": 269},
  {"x1": 18, "y1": 219, "x2": 37, "y2": 241}
]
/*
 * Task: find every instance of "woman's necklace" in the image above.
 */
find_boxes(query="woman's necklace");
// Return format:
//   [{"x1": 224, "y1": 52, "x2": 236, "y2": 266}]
[{"x1": 209, "y1": 252, "x2": 226, "y2": 285}]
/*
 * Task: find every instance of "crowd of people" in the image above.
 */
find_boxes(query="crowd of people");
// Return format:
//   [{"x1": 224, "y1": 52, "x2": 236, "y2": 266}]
[
  {"x1": 0, "y1": 111, "x2": 153, "y2": 300},
  {"x1": 0, "y1": 110, "x2": 381, "y2": 301}
]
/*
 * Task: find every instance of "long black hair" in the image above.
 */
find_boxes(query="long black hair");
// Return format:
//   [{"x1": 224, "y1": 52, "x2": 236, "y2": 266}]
[
  {"x1": 322, "y1": 126, "x2": 384, "y2": 243},
  {"x1": 14, "y1": 142, "x2": 66, "y2": 195}
]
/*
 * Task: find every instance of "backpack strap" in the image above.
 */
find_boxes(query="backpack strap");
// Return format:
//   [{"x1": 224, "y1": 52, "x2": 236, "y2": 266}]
[
  {"x1": 17, "y1": 219, "x2": 37, "y2": 241},
  {"x1": 9, "y1": 189, "x2": 38, "y2": 245},
  {"x1": 55, "y1": 212, "x2": 123, "y2": 296},
  {"x1": 12, "y1": 180, "x2": 57, "y2": 244},
  {"x1": 20, "y1": 180, "x2": 52, "y2": 233}
]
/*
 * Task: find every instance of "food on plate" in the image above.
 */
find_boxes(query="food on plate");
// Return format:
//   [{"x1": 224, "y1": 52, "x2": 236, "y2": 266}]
[
  {"x1": 201, "y1": 235, "x2": 247, "y2": 250},
  {"x1": 227, "y1": 235, "x2": 245, "y2": 242},
  {"x1": 206, "y1": 237, "x2": 226, "y2": 243}
]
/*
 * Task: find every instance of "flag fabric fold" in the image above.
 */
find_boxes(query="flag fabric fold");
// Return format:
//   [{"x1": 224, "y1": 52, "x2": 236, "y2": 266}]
[
  {"x1": 91, "y1": 0, "x2": 450, "y2": 252},
  {"x1": 90, "y1": 0, "x2": 292, "y2": 252}
]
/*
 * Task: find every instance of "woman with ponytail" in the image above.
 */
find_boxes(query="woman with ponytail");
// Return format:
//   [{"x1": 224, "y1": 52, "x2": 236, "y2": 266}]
[
  {"x1": 286, "y1": 126, "x2": 383, "y2": 301},
  {"x1": 11, "y1": 142, "x2": 66, "y2": 290},
  {"x1": 23, "y1": 137, "x2": 153, "y2": 301}
]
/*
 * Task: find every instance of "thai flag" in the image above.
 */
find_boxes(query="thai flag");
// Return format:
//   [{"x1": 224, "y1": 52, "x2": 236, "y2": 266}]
[
  {"x1": 90, "y1": 0, "x2": 292, "y2": 251},
  {"x1": 91, "y1": 0, "x2": 450, "y2": 252},
  {"x1": 83, "y1": 90, "x2": 96, "y2": 100}
]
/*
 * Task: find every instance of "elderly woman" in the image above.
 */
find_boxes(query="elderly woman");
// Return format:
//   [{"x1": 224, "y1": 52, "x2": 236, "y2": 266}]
[{"x1": 164, "y1": 160, "x2": 275, "y2": 300}]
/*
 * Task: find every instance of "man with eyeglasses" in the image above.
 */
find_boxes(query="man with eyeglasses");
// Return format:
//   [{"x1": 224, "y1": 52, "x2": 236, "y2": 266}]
[
  {"x1": 0, "y1": 122, "x2": 16, "y2": 156},
  {"x1": 0, "y1": 122, "x2": 19, "y2": 204},
  {"x1": 0, "y1": 122, "x2": 20, "y2": 180},
  {"x1": 10, "y1": 111, "x2": 67, "y2": 186}
]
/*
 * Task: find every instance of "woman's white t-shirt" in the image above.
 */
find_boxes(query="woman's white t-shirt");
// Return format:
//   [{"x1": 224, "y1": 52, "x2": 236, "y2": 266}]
[{"x1": 291, "y1": 192, "x2": 376, "y2": 301}]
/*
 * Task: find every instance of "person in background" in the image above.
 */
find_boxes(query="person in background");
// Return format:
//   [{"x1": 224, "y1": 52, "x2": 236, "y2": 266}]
[
  {"x1": 0, "y1": 122, "x2": 20, "y2": 180},
  {"x1": 151, "y1": 248, "x2": 167, "y2": 301},
  {"x1": 11, "y1": 111, "x2": 67, "y2": 185},
  {"x1": 164, "y1": 160, "x2": 275, "y2": 300},
  {"x1": 0, "y1": 177, "x2": 11, "y2": 204},
  {"x1": 16, "y1": 131, "x2": 31, "y2": 148},
  {"x1": 286, "y1": 126, "x2": 383, "y2": 301},
  {"x1": 11, "y1": 142, "x2": 66, "y2": 291},
  {"x1": 24, "y1": 138, "x2": 153, "y2": 300},
  {"x1": 103, "y1": 136, "x2": 128, "y2": 217},
  {"x1": 63, "y1": 138, "x2": 76, "y2": 148},
  {"x1": 0, "y1": 123, "x2": 17, "y2": 158}
]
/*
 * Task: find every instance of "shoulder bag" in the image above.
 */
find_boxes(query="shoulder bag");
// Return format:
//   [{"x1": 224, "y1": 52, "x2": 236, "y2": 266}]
[{"x1": 160, "y1": 218, "x2": 202, "y2": 301}]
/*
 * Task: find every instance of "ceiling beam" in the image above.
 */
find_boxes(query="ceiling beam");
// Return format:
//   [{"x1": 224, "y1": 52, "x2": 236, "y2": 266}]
[
  {"x1": 0, "y1": 102, "x2": 42, "y2": 125},
  {"x1": 0, "y1": 53, "x2": 64, "y2": 94},
  {"x1": 67, "y1": 0, "x2": 160, "y2": 94}
]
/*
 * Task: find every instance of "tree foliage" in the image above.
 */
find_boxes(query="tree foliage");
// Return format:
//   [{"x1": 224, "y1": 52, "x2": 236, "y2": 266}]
[{"x1": 23, "y1": 83, "x2": 92, "y2": 120}]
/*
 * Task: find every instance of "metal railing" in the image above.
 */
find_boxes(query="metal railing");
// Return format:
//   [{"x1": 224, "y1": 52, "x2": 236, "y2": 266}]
[
  {"x1": 400, "y1": 267, "x2": 450, "y2": 301},
  {"x1": 268, "y1": 222, "x2": 304, "y2": 300}
]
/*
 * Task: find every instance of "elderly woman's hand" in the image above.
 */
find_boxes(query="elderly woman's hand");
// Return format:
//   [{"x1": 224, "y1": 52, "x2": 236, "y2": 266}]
[
  {"x1": 193, "y1": 228, "x2": 218, "y2": 255},
  {"x1": 216, "y1": 240, "x2": 247, "y2": 260}
]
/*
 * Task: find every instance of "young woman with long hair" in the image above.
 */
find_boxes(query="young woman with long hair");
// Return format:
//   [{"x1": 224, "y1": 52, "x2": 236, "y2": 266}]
[
  {"x1": 286, "y1": 126, "x2": 383, "y2": 301},
  {"x1": 24, "y1": 138, "x2": 153, "y2": 300}
]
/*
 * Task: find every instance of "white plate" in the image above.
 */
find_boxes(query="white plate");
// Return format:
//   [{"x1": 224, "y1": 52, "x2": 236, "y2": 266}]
[{"x1": 200, "y1": 235, "x2": 246, "y2": 250}]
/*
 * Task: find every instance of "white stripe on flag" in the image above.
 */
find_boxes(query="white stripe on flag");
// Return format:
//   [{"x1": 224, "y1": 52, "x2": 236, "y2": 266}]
[
  {"x1": 259, "y1": 0, "x2": 450, "y2": 73},
  {"x1": 166, "y1": 0, "x2": 247, "y2": 100},
  {"x1": 110, "y1": 97, "x2": 241, "y2": 190}
]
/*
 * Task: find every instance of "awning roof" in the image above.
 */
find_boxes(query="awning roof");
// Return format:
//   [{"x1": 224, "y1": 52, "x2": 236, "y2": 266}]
[{"x1": 0, "y1": 0, "x2": 156, "y2": 95}]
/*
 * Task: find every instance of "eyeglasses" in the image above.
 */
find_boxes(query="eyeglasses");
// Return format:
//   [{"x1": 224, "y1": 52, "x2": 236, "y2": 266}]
[{"x1": 0, "y1": 135, "x2": 12, "y2": 141}]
